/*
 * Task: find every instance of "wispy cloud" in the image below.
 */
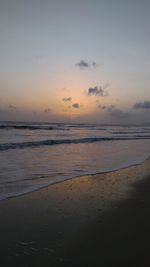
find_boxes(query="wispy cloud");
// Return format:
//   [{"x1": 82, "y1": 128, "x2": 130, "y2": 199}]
[
  {"x1": 133, "y1": 101, "x2": 150, "y2": 109},
  {"x1": 44, "y1": 108, "x2": 51, "y2": 113},
  {"x1": 62, "y1": 97, "x2": 72, "y2": 102},
  {"x1": 97, "y1": 104, "x2": 107, "y2": 110},
  {"x1": 87, "y1": 85, "x2": 108, "y2": 97},
  {"x1": 97, "y1": 104, "x2": 130, "y2": 119},
  {"x1": 92, "y1": 61, "x2": 98, "y2": 68},
  {"x1": 108, "y1": 106, "x2": 130, "y2": 119},
  {"x1": 107, "y1": 105, "x2": 116, "y2": 112},
  {"x1": 8, "y1": 104, "x2": 17, "y2": 110},
  {"x1": 75, "y1": 60, "x2": 98, "y2": 69}
]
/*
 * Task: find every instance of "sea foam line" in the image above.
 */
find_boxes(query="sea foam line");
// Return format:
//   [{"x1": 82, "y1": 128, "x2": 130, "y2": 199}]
[
  {"x1": 0, "y1": 155, "x2": 149, "y2": 202},
  {"x1": 0, "y1": 135, "x2": 150, "y2": 151}
]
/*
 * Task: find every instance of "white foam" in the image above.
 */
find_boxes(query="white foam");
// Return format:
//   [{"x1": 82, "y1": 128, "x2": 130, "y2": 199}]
[{"x1": 0, "y1": 124, "x2": 150, "y2": 201}]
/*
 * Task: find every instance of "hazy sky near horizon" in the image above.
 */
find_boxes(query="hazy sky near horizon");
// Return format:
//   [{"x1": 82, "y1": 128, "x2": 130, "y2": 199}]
[{"x1": 0, "y1": 0, "x2": 150, "y2": 124}]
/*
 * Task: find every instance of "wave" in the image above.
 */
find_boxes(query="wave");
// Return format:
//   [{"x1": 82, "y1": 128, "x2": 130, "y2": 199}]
[
  {"x1": 113, "y1": 131, "x2": 150, "y2": 134},
  {"x1": 0, "y1": 122, "x2": 95, "y2": 129},
  {"x1": 1, "y1": 135, "x2": 150, "y2": 151},
  {"x1": 1, "y1": 126, "x2": 149, "y2": 133},
  {"x1": 0, "y1": 156, "x2": 150, "y2": 201},
  {"x1": 0, "y1": 125, "x2": 69, "y2": 130}
]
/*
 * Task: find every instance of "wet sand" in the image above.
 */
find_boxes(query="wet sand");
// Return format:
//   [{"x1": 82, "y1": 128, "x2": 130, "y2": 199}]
[{"x1": 0, "y1": 159, "x2": 150, "y2": 267}]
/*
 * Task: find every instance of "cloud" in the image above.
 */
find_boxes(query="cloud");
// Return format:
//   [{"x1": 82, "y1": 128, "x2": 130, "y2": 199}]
[
  {"x1": 72, "y1": 103, "x2": 80, "y2": 108},
  {"x1": 76, "y1": 60, "x2": 89, "y2": 69},
  {"x1": 44, "y1": 108, "x2": 51, "y2": 113},
  {"x1": 97, "y1": 104, "x2": 130, "y2": 119},
  {"x1": 97, "y1": 104, "x2": 107, "y2": 110},
  {"x1": 133, "y1": 101, "x2": 150, "y2": 109},
  {"x1": 107, "y1": 105, "x2": 116, "y2": 112},
  {"x1": 75, "y1": 60, "x2": 98, "y2": 69},
  {"x1": 87, "y1": 86, "x2": 108, "y2": 97},
  {"x1": 8, "y1": 104, "x2": 17, "y2": 110},
  {"x1": 108, "y1": 107, "x2": 130, "y2": 119},
  {"x1": 62, "y1": 97, "x2": 72, "y2": 102},
  {"x1": 92, "y1": 61, "x2": 98, "y2": 68}
]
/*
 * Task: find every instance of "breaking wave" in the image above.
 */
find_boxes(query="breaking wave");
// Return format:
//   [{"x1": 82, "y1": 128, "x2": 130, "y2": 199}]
[{"x1": 1, "y1": 135, "x2": 150, "y2": 151}]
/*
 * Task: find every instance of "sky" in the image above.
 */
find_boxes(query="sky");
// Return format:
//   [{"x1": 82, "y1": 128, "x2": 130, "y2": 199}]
[{"x1": 0, "y1": 0, "x2": 150, "y2": 124}]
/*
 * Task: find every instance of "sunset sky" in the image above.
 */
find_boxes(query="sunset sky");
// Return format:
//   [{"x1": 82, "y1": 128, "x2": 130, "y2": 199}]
[{"x1": 0, "y1": 0, "x2": 150, "y2": 124}]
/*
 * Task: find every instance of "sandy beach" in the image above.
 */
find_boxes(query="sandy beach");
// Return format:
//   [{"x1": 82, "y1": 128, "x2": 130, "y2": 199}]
[
  {"x1": 0, "y1": 159, "x2": 150, "y2": 267},
  {"x1": 1, "y1": 0, "x2": 150, "y2": 266}
]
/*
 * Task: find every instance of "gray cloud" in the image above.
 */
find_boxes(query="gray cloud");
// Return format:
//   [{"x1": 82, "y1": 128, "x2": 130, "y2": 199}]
[
  {"x1": 87, "y1": 86, "x2": 108, "y2": 97},
  {"x1": 97, "y1": 104, "x2": 130, "y2": 119},
  {"x1": 62, "y1": 97, "x2": 72, "y2": 102},
  {"x1": 133, "y1": 101, "x2": 150, "y2": 109},
  {"x1": 92, "y1": 61, "x2": 98, "y2": 68},
  {"x1": 107, "y1": 105, "x2": 116, "y2": 112},
  {"x1": 97, "y1": 104, "x2": 107, "y2": 110},
  {"x1": 8, "y1": 104, "x2": 17, "y2": 110},
  {"x1": 76, "y1": 60, "x2": 89, "y2": 69},
  {"x1": 72, "y1": 103, "x2": 80, "y2": 108},
  {"x1": 75, "y1": 60, "x2": 98, "y2": 69},
  {"x1": 108, "y1": 107, "x2": 130, "y2": 119},
  {"x1": 44, "y1": 108, "x2": 51, "y2": 113}
]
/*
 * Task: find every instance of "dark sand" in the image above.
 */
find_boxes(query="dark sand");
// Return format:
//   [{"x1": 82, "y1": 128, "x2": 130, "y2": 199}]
[{"x1": 0, "y1": 159, "x2": 150, "y2": 267}]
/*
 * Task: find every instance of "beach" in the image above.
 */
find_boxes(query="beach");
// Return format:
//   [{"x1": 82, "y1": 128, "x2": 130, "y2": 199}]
[
  {"x1": 1, "y1": 0, "x2": 150, "y2": 266},
  {"x1": 0, "y1": 158, "x2": 150, "y2": 267}
]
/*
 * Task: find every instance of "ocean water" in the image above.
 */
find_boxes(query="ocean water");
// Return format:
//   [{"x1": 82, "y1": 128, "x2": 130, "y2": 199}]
[{"x1": 0, "y1": 121, "x2": 150, "y2": 201}]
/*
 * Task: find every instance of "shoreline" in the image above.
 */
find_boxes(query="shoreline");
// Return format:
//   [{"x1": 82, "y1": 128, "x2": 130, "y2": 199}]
[
  {"x1": 1, "y1": 155, "x2": 150, "y2": 203},
  {"x1": 0, "y1": 159, "x2": 150, "y2": 266}
]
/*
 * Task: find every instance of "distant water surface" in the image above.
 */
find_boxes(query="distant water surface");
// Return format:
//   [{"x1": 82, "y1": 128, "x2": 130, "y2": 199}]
[{"x1": 0, "y1": 121, "x2": 150, "y2": 200}]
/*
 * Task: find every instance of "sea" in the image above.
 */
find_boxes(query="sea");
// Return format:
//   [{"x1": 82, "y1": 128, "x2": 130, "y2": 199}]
[{"x1": 0, "y1": 121, "x2": 150, "y2": 201}]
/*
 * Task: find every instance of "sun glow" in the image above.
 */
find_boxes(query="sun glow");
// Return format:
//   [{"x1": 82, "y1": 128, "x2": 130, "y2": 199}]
[{"x1": 54, "y1": 86, "x2": 95, "y2": 118}]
